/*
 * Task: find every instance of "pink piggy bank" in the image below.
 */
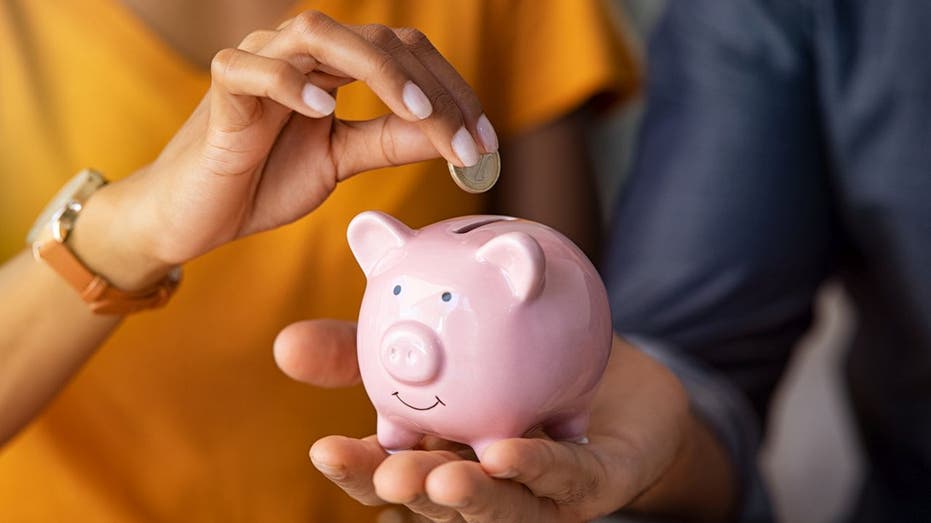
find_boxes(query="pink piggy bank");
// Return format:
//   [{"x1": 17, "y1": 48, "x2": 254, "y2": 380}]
[{"x1": 348, "y1": 211, "x2": 612, "y2": 456}]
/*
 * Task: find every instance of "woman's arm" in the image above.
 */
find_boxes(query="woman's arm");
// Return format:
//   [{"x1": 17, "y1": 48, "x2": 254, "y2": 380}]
[
  {"x1": 0, "y1": 248, "x2": 121, "y2": 446},
  {"x1": 0, "y1": 12, "x2": 499, "y2": 446}
]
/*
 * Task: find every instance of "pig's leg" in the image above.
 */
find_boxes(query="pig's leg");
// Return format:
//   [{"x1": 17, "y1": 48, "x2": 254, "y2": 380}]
[
  {"x1": 544, "y1": 411, "x2": 591, "y2": 444},
  {"x1": 377, "y1": 415, "x2": 422, "y2": 453}
]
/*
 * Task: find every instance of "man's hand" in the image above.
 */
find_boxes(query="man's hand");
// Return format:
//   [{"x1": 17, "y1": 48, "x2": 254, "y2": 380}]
[{"x1": 274, "y1": 321, "x2": 737, "y2": 522}]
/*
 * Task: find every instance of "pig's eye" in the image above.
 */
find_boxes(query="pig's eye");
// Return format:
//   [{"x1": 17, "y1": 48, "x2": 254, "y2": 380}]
[
  {"x1": 441, "y1": 291, "x2": 452, "y2": 302},
  {"x1": 393, "y1": 285, "x2": 402, "y2": 296}
]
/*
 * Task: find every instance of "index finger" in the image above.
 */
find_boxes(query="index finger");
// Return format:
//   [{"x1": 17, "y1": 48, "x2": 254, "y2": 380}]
[
  {"x1": 259, "y1": 11, "x2": 431, "y2": 122},
  {"x1": 425, "y1": 460, "x2": 557, "y2": 523},
  {"x1": 258, "y1": 11, "x2": 490, "y2": 167},
  {"x1": 395, "y1": 27, "x2": 498, "y2": 153},
  {"x1": 479, "y1": 436, "x2": 646, "y2": 518}
]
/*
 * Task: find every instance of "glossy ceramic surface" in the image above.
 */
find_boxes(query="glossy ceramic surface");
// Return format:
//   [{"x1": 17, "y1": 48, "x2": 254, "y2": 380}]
[{"x1": 348, "y1": 211, "x2": 612, "y2": 456}]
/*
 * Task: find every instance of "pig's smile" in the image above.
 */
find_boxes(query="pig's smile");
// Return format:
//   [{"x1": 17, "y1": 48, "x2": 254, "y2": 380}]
[{"x1": 392, "y1": 391, "x2": 446, "y2": 411}]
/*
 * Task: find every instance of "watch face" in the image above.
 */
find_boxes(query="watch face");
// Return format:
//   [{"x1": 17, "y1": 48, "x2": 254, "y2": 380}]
[{"x1": 26, "y1": 169, "x2": 108, "y2": 244}]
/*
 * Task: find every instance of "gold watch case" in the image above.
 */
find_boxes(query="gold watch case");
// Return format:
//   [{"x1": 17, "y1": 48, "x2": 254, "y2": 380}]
[{"x1": 26, "y1": 168, "x2": 109, "y2": 246}]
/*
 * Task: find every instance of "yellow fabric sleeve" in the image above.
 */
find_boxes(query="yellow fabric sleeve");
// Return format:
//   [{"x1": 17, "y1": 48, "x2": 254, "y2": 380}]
[{"x1": 476, "y1": 0, "x2": 640, "y2": 137}]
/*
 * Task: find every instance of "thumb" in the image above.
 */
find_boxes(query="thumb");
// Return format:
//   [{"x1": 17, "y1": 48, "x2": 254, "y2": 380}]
[
  {"x1": 274, "y1": 319, "x2": 361, "y2": 388},
  {"x1": 331, "y1": 114, "x2": 440, "y2": 180}
]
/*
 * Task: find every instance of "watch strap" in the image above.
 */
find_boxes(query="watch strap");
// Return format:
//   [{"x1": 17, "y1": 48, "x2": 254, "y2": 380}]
[{"x1": 35, "y1": 238, "x2": 180, "y2": 314}]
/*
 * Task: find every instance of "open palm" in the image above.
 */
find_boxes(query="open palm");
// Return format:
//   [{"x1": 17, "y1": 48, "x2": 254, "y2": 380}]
[{"x1": 274, "y1": 320, "x2": 710, "y2": 522}]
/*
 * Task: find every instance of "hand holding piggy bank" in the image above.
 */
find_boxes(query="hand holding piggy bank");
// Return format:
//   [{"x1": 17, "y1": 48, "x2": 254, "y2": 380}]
[{"x1": 348, "y1": 211, "x2": 612, "y2": 456}]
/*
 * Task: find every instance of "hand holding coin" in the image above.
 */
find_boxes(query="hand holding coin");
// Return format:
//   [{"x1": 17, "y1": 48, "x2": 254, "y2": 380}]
[{"x1": 448, "y1": 151, "x2": 500, "y2": 193}]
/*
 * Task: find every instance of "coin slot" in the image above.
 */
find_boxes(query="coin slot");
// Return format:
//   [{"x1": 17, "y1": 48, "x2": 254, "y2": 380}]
[{"x1": 452, "y1": 217, "x2": 510, "y2": 234}]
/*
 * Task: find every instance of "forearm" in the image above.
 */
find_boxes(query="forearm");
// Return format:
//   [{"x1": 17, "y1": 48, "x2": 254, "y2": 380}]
[
  {"x1": 0, "y1": 250, "x2": 120, "y2": 445},
  {"x1": 0, "y1": 182, "x2": 166, "y2": 445}
]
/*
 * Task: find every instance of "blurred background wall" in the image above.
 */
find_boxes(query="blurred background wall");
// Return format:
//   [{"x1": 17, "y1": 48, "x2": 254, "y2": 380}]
[{"x1": 596, "y1": 2, "x2": 865, "y2": 521}]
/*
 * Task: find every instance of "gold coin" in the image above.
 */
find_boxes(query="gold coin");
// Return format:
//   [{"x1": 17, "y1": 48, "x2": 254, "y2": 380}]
[{"x1": 448, "y1": 151, "x2": 500, "y2": 194}]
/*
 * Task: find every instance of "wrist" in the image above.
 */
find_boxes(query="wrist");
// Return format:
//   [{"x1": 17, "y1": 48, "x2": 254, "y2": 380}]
[
  {"x1": 628, "y1": 413, "x2": 738, "y2": 522},
  {"x1": 68, "y1": 177, "x2": 175, "y2": 291}
]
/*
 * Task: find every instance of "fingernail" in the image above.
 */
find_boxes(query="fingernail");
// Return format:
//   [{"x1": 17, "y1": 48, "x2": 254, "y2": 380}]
[
  {"x1": 402, "y1": 81, "x2": 432, "y2": 119},
  {"x1": 490, "y1": 468, "x2": 518, "y2": 479},
  {"x1": 310, "y1": 457, "x2": 346, "y2": 480},
  {"x1": 302, "y1": 83, "x2": 336, "y2": 115},
  {"x1": 451, "y1": 126, "x2": 480, "y2": 166},
  {"x1": 476, "y1": 113, "x2": 499, "y2": 152},
  {"x1": 438, "y1": 497, "x2": 471, "y2": 509}
]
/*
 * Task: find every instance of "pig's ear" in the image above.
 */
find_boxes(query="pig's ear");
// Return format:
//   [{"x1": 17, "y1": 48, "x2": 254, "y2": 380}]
[
  {"x1": 475, "y1": 232, "x2": 545, "y2": 302},
  {"x1": 347, "y1": 211, "x2": 413, "y2": 276}
]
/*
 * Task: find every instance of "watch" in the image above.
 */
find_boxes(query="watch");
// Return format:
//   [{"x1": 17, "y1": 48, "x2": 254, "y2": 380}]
[{"x1": 27, "y1": 169, "x2": 181, "y2": 314}]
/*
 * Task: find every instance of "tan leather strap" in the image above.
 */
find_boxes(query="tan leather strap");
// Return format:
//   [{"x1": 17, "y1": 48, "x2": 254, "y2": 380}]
[{"x1": 36, "y1": 240, "x2": 180, "y2": 314}]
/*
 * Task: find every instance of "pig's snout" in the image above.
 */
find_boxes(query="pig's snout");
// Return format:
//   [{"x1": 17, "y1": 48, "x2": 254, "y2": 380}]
[{"x1": 380, "y1": 321, "x2": 442, "y2": 384}]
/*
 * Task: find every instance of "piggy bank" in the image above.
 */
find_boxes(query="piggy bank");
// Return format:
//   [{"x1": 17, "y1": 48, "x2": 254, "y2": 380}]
[{"x1": 348, "y1": 211, "x2": 612, "y2": 456}]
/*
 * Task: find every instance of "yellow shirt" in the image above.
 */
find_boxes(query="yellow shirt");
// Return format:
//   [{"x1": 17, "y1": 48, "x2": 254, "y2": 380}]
[{"x1": 0, "y1": 0, "x2": 636, "y2": 520}]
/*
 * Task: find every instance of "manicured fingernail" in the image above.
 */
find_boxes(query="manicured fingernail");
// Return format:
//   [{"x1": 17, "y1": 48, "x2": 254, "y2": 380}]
[
  {"x1": 451, "y1": 126, "x2": 480, "y2": 166},
  {"x1": 302, "y1": 83, "x2": 336, "y2": 115},
  {"x1": 402, "y1": 81, "x2": 432, "y2": 119},
  {"x1": 476, "y1": 113, "x2": 499, "y2": 152}
]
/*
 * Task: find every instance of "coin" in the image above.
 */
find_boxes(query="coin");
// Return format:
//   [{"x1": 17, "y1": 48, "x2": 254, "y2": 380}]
[{"x1": 448, "y1": 151, "x2": 500, "y2": 193}]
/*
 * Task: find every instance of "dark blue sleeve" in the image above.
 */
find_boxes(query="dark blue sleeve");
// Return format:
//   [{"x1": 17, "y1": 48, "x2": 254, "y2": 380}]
[
  {"x1": 603, "y1": 2, "x2": 837, "y2": 520},
  {"x1": 604, "y1": 0, "x2": 835, "y2": 422}
]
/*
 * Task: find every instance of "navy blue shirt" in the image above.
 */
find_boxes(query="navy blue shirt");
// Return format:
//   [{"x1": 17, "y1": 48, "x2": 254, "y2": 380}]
[{"x1": 604, "y1": 1, "x2": 931, "y2": 521}]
